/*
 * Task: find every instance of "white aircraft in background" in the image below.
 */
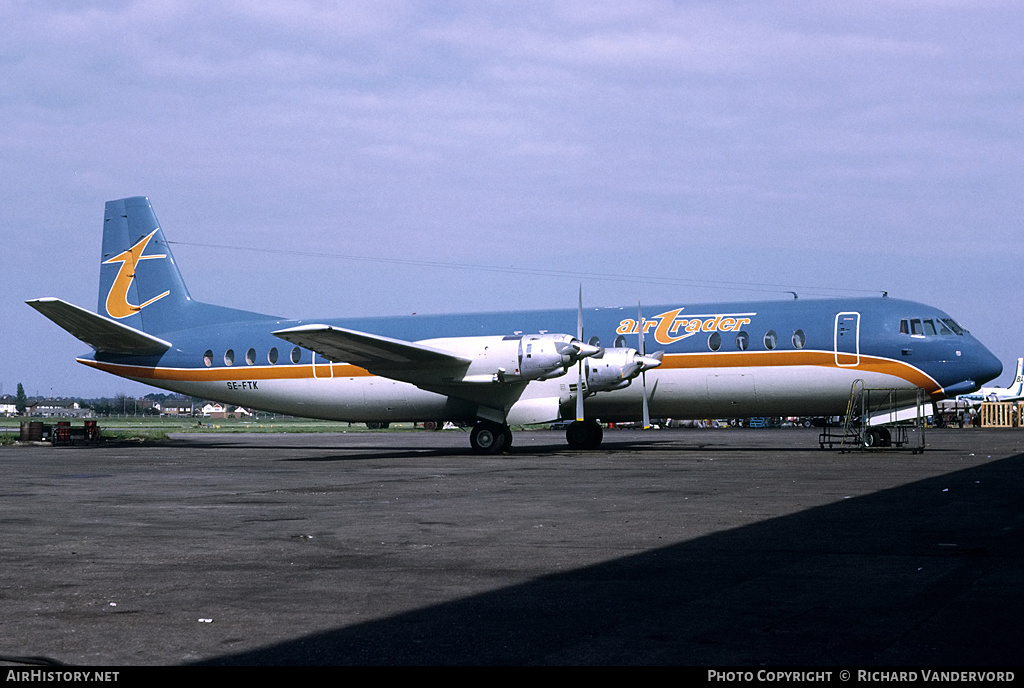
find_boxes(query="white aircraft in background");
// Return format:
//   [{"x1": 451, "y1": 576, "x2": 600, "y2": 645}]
[{"x1": 957, "y1": 358, "x2": 1024, "y2": 403}]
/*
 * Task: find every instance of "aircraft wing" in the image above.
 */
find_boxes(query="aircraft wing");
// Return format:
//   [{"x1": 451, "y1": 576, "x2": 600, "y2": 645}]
[
  {"x1": 26, "y1": 298, "x2": 172, "y2": 355},
  {"x1": 274, "y1": 324, "x2": 541, "y2": 422},
  {"x1": 272, "y1": 324, "x2": 471, "y2": 371}
]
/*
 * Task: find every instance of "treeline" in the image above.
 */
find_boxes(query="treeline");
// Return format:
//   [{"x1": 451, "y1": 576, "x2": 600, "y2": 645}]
[{"x1": 9, "y1": 391, "x2": 203, "y2": 417}]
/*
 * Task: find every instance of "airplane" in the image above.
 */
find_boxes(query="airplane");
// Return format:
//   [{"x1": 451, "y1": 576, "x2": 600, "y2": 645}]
[
  {"x1": 27, "y1": 196, "x2": 1003, "y2": 454},
  {"x1": 957, "y1": 357, "x2": 1024, "y2": 403}
]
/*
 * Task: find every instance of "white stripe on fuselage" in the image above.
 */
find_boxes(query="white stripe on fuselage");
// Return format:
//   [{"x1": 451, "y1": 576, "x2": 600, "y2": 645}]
[{"x1": 93, "y1": 357, "x2": 928, "y2": 423}]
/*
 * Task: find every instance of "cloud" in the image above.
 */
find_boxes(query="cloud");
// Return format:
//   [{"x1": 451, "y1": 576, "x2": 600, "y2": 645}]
[{"x1": 3, "y1": 1, "x2": 1023, "y2": 395}]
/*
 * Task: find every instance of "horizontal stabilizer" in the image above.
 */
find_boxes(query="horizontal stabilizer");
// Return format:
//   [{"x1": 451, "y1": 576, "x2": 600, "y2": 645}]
[
  {"x1": 273, "y1": 324, "x2": 470, "y2": 371},
  {"x1": 26, "y1": 298, "x2": 172, "y2": 355}
]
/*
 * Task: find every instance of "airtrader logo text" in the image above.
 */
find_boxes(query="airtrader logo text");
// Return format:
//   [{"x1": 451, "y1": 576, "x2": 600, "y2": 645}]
[
  {"x1": 103, "y1": 229, "x2": 170, "y2": 319},
  {"x1": 617, "y1": 309, "x2": 756, "y2": 346}
]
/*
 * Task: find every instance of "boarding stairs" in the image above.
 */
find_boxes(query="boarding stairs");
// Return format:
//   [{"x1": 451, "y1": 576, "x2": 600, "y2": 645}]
[{"x1": 819, "y1": 380, "x2": 926, "y2": 453}]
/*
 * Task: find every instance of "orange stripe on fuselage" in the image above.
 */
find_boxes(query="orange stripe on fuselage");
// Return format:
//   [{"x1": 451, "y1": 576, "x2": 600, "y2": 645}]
[
  {"x1": 656, "y1": 350, "x2": 941, "y2": 395},
  {"x1": 80, "y1": 359, "x2": 373, "y2": 381},
  {"x1": 80, "y1": 348, "x2": 942, "y2": 395}
]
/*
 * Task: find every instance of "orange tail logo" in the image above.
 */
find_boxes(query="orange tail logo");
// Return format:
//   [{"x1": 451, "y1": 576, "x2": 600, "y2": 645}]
[{"x1": 103, "y1": 230, "x2": 170, "y2": 319}]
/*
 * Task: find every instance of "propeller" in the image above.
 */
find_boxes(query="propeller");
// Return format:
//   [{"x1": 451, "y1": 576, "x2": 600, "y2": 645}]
[
  {"x1": 637, "y1": 302, "x2": 663, "y2": 429},
  {"x1": 577, "y1": 287, "x2": 586, "y2": 421}
]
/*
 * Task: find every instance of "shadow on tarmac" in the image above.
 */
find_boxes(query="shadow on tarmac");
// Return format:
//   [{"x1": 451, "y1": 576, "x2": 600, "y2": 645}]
[{"x1": 197, "y1": 451, "x2": 1024, "y2": 665}]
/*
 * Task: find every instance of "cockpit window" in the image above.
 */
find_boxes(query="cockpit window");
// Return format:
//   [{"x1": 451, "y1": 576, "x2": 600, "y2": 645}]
[
  {"x1": 903, "y1": 316, "x2": 965, "y2": 336},
  {"x1": 942, "y1": 318, "x2": 966, "y2": 335}
]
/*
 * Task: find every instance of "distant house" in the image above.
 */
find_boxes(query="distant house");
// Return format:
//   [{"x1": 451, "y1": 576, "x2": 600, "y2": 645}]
[
  {"x1": 0, "y1": 395, "x2": 19, "y2": 416},
  {"x1": 201, "y1": 403, "x2": 227, "y2": 418},
  {"x1": 161, "y1": 402, "x2": 195, "y2": 416},
  {"x1": 200, "y1": 403, "x2": 252, "y2": 419},
  {"x1": 27, "y1": 401, "x2": 94, "y2": 418}
]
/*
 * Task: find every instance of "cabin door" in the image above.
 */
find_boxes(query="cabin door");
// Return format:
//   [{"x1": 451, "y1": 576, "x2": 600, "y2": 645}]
[{"x1": 834, "y1": 312, "x2": 860, "y2": 367}]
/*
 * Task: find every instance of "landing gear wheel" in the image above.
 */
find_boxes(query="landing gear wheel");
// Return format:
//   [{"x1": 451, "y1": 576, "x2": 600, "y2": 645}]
[
  {"x1": 566, "y1": 420, "x2": 603, "y2": 450},
  {"x1": 470, "y1": 421, "x2": 509, "y2": 455},
  {"x1": 863, "y1": 428, "x2": 891, "y2": 448}
]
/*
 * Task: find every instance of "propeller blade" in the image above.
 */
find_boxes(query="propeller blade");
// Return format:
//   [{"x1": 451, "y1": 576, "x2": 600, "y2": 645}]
[
  {"x1": 637, "y1": 301, "x2": 645, "y2": 356},
  {"x1": 576, "y1": 287, "x2": 585, "y2": 421},
  {"x1": 577, "y1": 286, "x2": 584, "y2": 341},
  {"x1": 642, "y1": 379, "x2": 651, "y2": 429},
  {"x1": 638, "y1": 301, "x2": 651, "y2": 429}
]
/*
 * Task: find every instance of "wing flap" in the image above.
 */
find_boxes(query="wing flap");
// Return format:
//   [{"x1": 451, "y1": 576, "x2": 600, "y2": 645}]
[{"x1": 27, "y1": 298, "x2": 172, "y2": 355}]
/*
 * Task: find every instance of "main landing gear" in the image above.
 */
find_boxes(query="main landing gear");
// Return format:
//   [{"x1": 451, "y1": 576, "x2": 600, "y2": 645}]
[
  {"x1": 469, "y1": 419, "x2": 605, "y2": 454},
  {"x1": 470, "y1": 420, "x2": 513, "y2": 455},
  {"x1": 566, "y1": 419, "x2": 603, "y2": 450}
]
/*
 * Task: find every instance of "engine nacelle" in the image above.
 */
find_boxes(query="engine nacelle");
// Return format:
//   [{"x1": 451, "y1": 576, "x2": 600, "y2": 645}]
[
  {"x1": 517, "y1": 333, "x2": 600, "y2": 381},
  {"x1": 428, "y1": 333, "x2": 602, "y2": 384},
  {"x1": 583, "y1": 347, "x2": 663, "y2": 393}
]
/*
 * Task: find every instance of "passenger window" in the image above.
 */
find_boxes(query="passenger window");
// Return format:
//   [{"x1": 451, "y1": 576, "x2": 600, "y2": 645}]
[
  {"x1": 764, "y1": 330, "x2": 777, "y2": 350},
  {"x1": 736, "y1": 331, "x2": 749, "y2": 351},
  {"x1": 792, "y1": 330, "x2": 805, "y2": 349},
  {"x1": 245, "y1": 348, "x2": 256, "y2": 365},
  {"x1": 290, "y1": 347, "x2": 302, "y2": 364},
  {"x1": 203, "y1": 350, "x2": 213, "y2": 367},
  {"x1": 224, "y1": 349, "x2": 235, "y2": 366},
  {"x1": 614, "y1": 335, "x2": 627, "y2": 348},
  {"x1": 708, "y1": 332, "x2": 721, "y2": 351},
  {"x1": 268, "y1": 347, "x2": 279, "y2": 364}
]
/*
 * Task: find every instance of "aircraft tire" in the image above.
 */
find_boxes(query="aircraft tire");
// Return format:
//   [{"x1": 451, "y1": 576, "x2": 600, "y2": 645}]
[
  {"x1": 864, "y1": 429, "x2": 890, "y2": 448},
  {"x1": 566, "y1": 420, "x2": 603, "y2": 450},
  {"x1": 470, "y1": 421, "x2": 508, "y2": 455}
]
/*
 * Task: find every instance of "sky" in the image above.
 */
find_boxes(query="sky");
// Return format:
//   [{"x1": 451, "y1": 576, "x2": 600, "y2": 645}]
[{"x1": 2, "y1": 1, "x2": 1022, "y2": 399}]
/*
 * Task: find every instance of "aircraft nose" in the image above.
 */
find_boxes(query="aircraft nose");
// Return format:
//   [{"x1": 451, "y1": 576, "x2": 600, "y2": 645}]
[{"x1": 975, "y1": 347, "x2": 1003, "y2": 387}]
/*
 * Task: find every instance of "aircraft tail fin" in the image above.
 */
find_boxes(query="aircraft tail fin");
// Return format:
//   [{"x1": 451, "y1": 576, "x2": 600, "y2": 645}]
[
  {"x1": 1012, "y1": 357, "x2": 1024, "y2": 395},
  {"x1": 98, "y1": 197, "x2": 192, "y2": 334}
]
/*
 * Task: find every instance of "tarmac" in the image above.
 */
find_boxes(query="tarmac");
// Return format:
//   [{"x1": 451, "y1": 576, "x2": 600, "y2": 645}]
[{"x1": 0, "y1": 427, "x2": 1021, "y2": 666}]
